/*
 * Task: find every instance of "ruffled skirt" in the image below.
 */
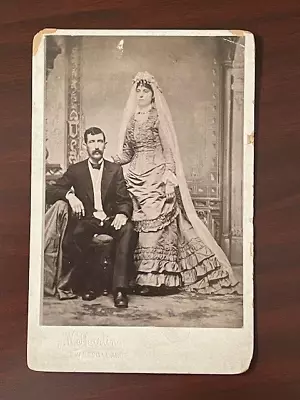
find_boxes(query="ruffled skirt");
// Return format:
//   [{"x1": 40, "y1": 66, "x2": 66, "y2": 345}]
[
  {"x1": 134, "y1": 211, "x2": 240, "y2": 295},
  {"x1": 126, "y1": 164, "x2": 240, "y2": 295}
]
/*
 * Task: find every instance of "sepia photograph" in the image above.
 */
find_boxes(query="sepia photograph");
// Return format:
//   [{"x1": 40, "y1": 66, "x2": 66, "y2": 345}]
[{"x1": 28, "y1": 29, "x2": 254, "y2": 373}]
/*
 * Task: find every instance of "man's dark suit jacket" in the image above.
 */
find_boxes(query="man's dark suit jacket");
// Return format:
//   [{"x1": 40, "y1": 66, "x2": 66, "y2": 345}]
[{"x1": 46, "y1": 159, "x2": 133, "y2": 219}]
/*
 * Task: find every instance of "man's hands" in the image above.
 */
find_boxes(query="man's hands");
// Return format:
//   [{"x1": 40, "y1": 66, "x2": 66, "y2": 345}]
[
  {"x1": 66, "y1": 193, "x2": 85, "y2": 218},
  {"x1": 66, "y1": 193, "x2": 127, "y2": 229},
  {"x1": 111, "y1": 213, "x2": 128, "y2": 230}
]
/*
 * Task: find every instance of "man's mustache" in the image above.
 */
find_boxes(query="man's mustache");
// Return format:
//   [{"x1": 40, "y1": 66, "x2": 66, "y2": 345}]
[{"x1": 92, "y1": 149, "x2": 103, "y2": 154}]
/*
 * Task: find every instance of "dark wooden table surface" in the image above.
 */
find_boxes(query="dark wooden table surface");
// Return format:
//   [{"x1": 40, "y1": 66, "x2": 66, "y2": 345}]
[{"x1": 1, "y1": 1, "x2": 300, "y2": 399}]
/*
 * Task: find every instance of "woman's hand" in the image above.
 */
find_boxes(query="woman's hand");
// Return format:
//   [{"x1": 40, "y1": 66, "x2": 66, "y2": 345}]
[{"x1": 166, "y1": 181, "x2": 175, "y2": 201}]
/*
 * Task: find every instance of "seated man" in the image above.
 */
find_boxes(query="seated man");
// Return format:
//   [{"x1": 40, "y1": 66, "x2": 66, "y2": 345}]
[{"x1": 47, "y1": 126, "x2": 137, "y2": 308}]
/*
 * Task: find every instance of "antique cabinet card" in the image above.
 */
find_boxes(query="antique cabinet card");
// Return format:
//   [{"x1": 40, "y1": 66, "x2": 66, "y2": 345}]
[{"x1": 28, "y1": 29, "x2": 255, "y2": 374}]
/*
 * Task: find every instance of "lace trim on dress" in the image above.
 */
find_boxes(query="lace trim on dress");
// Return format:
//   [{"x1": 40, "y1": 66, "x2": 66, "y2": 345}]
[
  {"x1": 134, "y1": 234, "x2": 240, "y2": 292},
  {"x1": 135, "y1": 256, "x2": 239, "y2": 294},
  {"x1": 135, "y1": 246, "x2": 178, "y2": 262},
  {"x1": 133, "y1": 205, "x2": 179, "y2": 233},
  {"x1": 134, "y1": 236, "x2": 214, "y2": 263},
  {"x1": 127, "y1": 107, "x2": 159, "y2": 144}
]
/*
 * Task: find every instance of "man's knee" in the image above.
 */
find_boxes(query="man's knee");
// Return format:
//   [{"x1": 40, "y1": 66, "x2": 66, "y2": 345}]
[
  {"x1": 54, "y1": 200, "x2": 68, "y2": 214},
  {"x1": 72, "y1": 222, "x2": 88, "y2": 241},
  {"x1": 125, "y1": 220, "x2": 134, "y2": 232},
  {"x1": 118, "y1": 220, "x2": 134, "y2": 236}
]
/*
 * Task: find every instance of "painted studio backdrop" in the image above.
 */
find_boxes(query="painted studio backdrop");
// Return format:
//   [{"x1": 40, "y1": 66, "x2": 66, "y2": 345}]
[{"x1": 45, "y1": 35, "x2": 244, "y2": 266}]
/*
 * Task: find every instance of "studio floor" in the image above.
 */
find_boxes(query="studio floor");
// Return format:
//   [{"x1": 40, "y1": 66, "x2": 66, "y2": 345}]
[{"x1": 42, "y1": 266, "x2": 243, "y2": 328}]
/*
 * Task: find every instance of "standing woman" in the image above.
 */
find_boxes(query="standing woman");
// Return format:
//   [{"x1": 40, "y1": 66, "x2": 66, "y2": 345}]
[{"x1": 113, "y1": 71, "x2": 241, "y2": 295}]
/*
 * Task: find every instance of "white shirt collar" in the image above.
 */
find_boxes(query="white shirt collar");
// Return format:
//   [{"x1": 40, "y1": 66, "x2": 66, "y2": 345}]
[{"x1": 88, "y1": 158, "x2": 104, "y2": 167}]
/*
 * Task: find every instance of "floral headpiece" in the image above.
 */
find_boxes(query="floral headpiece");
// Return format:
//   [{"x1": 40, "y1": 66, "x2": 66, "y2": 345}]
[{"x1": 132, "y1": 71, "x2": 162, "y2": 92}]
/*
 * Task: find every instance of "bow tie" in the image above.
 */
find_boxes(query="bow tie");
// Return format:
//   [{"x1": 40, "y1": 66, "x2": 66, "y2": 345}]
[{"x1": 91, "y1": 162, "x2": 102, "y2": 170}]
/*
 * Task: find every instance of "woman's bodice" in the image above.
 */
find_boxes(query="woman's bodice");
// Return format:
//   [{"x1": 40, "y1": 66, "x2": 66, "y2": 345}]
[
  {"x1": 126, "y1": 109, "x2": 166, "y2": 174},
  {"x1": 113, "y1": 107, "x2": 176, "y2": 175}
]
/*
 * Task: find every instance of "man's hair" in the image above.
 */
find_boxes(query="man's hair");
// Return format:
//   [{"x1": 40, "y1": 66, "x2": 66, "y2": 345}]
[{"x1": 84, "y1": 127, "x2": 106, "y2": 144}]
